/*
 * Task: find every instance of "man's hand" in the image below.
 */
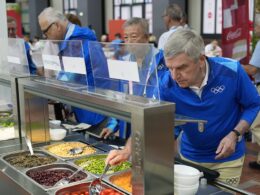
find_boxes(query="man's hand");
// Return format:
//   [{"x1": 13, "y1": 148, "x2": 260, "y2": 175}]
[
  {"x1": 215, "y1": 132, "x2": 237, "y2": 160},
  {"x1": 105, "y1": 148, "x2": 131, "y2": 166},
  {"x1": 100, "y1": 128, "x2": 113, "y2": 139}
]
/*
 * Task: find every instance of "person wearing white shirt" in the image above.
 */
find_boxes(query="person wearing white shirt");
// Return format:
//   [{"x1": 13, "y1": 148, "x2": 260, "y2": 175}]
[
  {"x1": 205, "y1": 39, "x2": 222, "y2": 57},
  {"x1": 158, "y1": 4, "x2": 183, "y2": 50}
]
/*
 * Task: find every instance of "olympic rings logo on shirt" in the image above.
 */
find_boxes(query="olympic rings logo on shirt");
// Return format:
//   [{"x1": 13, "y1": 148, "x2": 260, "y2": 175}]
[{"x1": 210, "y1": 85, "x2": 225, "y2": 94}]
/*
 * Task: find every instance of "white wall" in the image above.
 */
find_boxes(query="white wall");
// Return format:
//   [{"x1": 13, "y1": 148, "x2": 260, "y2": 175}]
[
  {"x1": 105, "y1": 0, "x2": 113, "y2": 34},
  {"x1": 188, "y1": 0, "x2": 201, "y2": 34}
]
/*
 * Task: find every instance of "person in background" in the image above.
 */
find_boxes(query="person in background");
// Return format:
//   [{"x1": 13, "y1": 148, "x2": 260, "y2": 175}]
[
  {"x1": 7, "y1": 16, "x2": 37, "y2": 75},
  {"x1": 31, "y1": 36, "x2": 42, "y2": 52},
  {"x1": 181, "y1": 12, "x2": 191, "y2": 29},
  {"x1": 100, "y1": 18, "x2": 167, "y2": 139},
  {"x1": 106, "y1": 29, "x2": 260, "y2": 187},
  {"x1": 65, "y1": 13, "x2": 82, "y2": 27},
  {"x1": 88, "y1": 24, "x2": 96, "y2": 35},
  {"x1": 243, "y1": 13, "x2": 260, "y2": 170},
  {"x1": 158, "y1": 4, "x2": 183, "y2": 50},
  {"x1": 149, "y1": 34, "x2": 157, "y2": 47},
  {"x1": 100, "y1": 34, "x2": 109, "y2": 42},
  {"x1": 205, "y1": 39, "x2": 222, "y2": 57},
  {"x1": 38, "y1": 7, "x2": 107, "y2": 128},
  {"x1": 110, "y1": 33, "x2": 123, "y2": 52}
]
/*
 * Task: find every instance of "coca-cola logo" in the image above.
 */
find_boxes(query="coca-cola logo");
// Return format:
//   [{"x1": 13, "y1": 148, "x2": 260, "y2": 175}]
[{"x1": 226, "y1": 28, "x2": 242, "y2": 41}]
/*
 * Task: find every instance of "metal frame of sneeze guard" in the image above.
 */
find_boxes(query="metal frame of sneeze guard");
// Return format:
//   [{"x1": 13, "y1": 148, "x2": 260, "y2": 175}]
[
  {"x1": 17, "y1": 77, "x2": 175, "y2": 194},
  {"x1": 88, "y1": 41, "x2": 160, "y2": 105},
  {"x1": 2, "y1": 38, "x2": 30, "y2": 76},
  {"x1": 32, "y1": 39, "x2": 87, "y2": 89}
]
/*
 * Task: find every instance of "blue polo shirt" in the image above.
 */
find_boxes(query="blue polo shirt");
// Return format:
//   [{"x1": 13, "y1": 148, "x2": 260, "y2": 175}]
[{"x1": 159, "y1": 57, "x2": 260, "y2": 163}]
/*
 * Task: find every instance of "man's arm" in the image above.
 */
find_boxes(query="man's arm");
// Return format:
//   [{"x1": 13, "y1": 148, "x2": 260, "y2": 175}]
[
  {"x1": 215, "y1": 119, "x2": 250, "y2": 160},
  {"x1": 105, "y1": 138, "x2": 132, "y2": 165}
]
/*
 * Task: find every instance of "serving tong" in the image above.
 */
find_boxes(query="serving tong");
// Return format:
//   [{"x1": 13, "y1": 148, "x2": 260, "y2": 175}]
[
  {"x1": 24, "y1": 136, "x2": 34, "y2": 155},
  {"x1": 89, "y1": 164, "x2": 110, "y2": 195}
]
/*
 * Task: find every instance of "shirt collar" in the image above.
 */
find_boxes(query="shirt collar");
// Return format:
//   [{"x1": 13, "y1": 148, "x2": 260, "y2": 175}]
[
  {"x1": 190, "y1": 59, "x2": 209, "y2": 90},
  {"x1": 64, "y1": 22, "x2": 75, "y2": 40}
]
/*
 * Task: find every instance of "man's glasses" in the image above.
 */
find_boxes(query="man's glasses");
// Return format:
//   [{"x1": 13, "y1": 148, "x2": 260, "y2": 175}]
[{"x1": 42, "y1": 22, "x2": 55, "y2": 35}]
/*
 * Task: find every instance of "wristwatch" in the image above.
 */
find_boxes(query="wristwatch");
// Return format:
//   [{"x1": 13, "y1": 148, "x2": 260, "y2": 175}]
[{"x1": 231, "y1": 129, "x2": 242, "y2": 142}]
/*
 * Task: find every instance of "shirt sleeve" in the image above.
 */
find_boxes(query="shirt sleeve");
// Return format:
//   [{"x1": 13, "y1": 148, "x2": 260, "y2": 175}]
[
  {"x1": 236, "y1": 62, "x2": 260, "y2": 124},
  {"x1": 106, "y1": 117, "x2": 119, "y2": 132}
]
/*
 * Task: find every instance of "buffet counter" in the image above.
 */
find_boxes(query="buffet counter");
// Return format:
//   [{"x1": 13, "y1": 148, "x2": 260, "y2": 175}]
[{"x1": 0, "y1": 136, "x2": 236, "y2": 195}]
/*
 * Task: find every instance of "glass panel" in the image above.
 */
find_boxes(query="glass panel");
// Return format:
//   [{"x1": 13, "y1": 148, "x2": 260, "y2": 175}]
[
  {"x1": 114, "y1": 6, "x2": 120, "y2": 19},
  {"x1": 64, "y1": 0, "x2": 69, "y2": 9},
  {"x1": 134, "y1": 0, "x2": 144, "y2": 3},
  {"x1": 89, "y1": 41, "x2": 160, "y2": 105},
  {"x1": 6, "y1": 38, "x2": 30, "y2": 76},
  {"x1": 114, "y1": 0, "x2": 121, "y2": 5},
  {"x1": 145, "y1": 3, "x2": 153, "y2": 33},
  {"x1": 32, "y1": 40, "x2": 87, "y2": 89},
  {"x1": 121, "y1": 6, "x2": 131, "y2": 19},
  {"x1": 122, "y1": 0, "x2": 132, "y2": 4},
  {"x1": 203, "y1": 0, "x2": 216, "y2": 34},
  {"x1": 70, "y1": 0, "x2": 77, "y2": 9},
  {"x1": 132, "y1": 5, "x2": 142, "y2": 17},
  {"x1": 0, "y1": 85, "x2": 15, "y2": 141},
  {"x1": 216, "y1": 0, "x2": 222, "y2": 34}
]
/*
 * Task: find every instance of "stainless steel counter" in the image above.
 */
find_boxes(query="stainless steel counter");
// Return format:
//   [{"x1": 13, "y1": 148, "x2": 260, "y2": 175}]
[{"x1": 0, "y1": 138, "x2": 238, "y2": 195}]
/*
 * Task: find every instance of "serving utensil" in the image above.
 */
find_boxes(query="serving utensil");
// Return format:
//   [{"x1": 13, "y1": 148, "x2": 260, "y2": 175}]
[
  {"x1": 53, "y1": 167, "x2": 84, "y2": 187},
  {"x1": 89, "y1": 164, "x2": 110, "y2": 195},
  {"x1": 24, "y1": 136, "x2": 34, "y2": 155},
  {"x1": 68, "y1": 145, "x2": 88, "y2": 155}
]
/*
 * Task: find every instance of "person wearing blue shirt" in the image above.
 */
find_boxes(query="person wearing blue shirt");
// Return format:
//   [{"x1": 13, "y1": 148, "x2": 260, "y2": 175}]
[
  {"x1": 243, "y1": 14, "x2": 260, "y2": 170},
  {"x1": 100, "y1": 18, "x2": 167, "y2": 139},
  {"x1": 106, "y1": 29, "x2": 260, "y2": 187},
  {"x1": 7, "y1": 16, "x2": 37, "y2": 75},
  {"x1": 38, "y1": 7, "x2": 106, "y2": 127}
]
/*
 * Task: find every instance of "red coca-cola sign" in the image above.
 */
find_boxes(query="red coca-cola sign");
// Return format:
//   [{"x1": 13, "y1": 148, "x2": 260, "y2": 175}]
[{"x1": 226, "y1": 28, "x2": 242, "y2": 41}]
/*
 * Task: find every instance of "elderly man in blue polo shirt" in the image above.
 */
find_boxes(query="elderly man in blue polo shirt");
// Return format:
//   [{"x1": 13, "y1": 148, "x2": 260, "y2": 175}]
[
  {"x1": 106, "y1": 29, "x2": 260, "y2": 187},
  {"x1": 38, "y1": 7, "x2": 106, "y2": 127}
]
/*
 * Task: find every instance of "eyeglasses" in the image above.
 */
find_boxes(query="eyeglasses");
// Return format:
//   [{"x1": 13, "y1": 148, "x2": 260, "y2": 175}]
[{"x1": 42, "y1": 22, "x2": 55, "y2": 35}]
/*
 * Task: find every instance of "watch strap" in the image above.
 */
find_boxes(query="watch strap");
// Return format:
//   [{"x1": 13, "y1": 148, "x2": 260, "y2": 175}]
[{"x1": 232, "y1": 129, "x2": 241, "y2": 137}]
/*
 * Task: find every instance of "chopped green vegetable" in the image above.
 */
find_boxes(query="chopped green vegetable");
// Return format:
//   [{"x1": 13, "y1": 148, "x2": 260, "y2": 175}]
[{"x1": 75, "y1": 155, "x2": 131, "y2": 175}]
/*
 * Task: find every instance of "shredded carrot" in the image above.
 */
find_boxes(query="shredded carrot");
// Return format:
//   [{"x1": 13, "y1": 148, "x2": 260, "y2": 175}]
[{"x1": 111, "y1": 172, "x2": 132, "y2": 193}]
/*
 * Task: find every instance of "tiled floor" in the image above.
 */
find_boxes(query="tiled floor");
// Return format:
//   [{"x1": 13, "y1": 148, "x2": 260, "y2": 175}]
[{"x1": 239, "y1": 142, "x2": 260, "y2": 194}]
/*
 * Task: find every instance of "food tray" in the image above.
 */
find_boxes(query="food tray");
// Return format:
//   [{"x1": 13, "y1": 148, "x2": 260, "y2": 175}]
[
  {"x1": 2, "y1": 150, "x2": 58, "y2": 171},
  {"x1": 43, "y1": 141, "x2": 99, "y2": 161},
  {"x1": 54, "y1": 181, "x2": 124, "y2": 195},
  {"x1": 25, "y1": 163, "x2": 91, "y2": 191},
  {"x1": 103, "y1": 170, "x2": 132, "y2": 195},
  {"x1": 73, "y1": 154, "x2": 131, "y2": 177}
]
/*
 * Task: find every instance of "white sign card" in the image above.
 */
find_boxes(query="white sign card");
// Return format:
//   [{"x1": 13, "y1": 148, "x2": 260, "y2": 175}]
[
  {"x1": 62, "y1": 56, "x2": 86, "y2": 75},
  {"x1": 7, "y1": 56, "x2": 21, "y2": 64},
  {"x1": 107, "y1": 59, "x2": 140, "y2": 82},
  {"x1": 42, "y1": 54, "x2": 61, "y2": 71}
]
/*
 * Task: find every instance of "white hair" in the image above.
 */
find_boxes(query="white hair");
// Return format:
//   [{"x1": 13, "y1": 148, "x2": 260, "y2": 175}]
[
  {"x1": 164, "y1": 29, "x2": 205, "y2": 62},
  {"x1": 38, "y1": 7, "x2": 67, "y2": 23},
  {"x1": 123, "y1": 17, "x2": 149, "y2": 36}
]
